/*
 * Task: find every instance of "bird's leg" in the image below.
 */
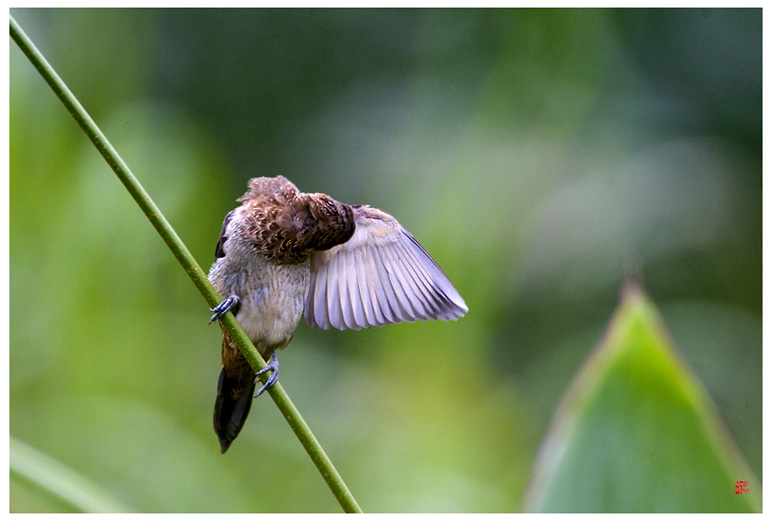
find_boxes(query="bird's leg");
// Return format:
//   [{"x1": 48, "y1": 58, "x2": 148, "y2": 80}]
[
  {"x1": 209, "y1": 295, "x2": 241, "y2": 324},
  {"x1": 254, "y1": 350, "x2": 279, "y2": 397}
]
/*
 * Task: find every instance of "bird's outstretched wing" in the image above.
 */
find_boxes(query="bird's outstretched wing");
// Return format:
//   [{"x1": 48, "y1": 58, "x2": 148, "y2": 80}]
[{"x1": 305, "y1": 205, "x2": 468, "y2": 330}]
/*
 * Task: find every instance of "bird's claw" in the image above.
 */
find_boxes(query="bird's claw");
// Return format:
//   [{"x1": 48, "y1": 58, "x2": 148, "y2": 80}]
[
  {"x1": 209, "y1": 295, "x2": 240, "y2": 324},
  {"x1": 254, "y1": 350, "x2": 279, "y2": 397}
]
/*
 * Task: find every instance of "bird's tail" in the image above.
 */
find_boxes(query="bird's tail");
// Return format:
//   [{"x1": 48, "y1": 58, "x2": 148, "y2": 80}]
[{"x1": 214, "y1": 366, "x2": 256, "y2": 454}]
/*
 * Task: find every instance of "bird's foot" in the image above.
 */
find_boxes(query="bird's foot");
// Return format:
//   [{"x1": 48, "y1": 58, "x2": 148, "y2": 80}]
[
  {"x1": 254, "y1": 350, "x2": 279, "y2": 397},
  {"x1": 209, "y1": 295, "x2": 241, "y2": 324}
]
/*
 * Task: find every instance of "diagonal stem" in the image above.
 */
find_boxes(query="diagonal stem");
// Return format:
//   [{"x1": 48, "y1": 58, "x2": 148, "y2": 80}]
[{"x1": 10, "y1": 14, "x2": 361, "y2": 514}]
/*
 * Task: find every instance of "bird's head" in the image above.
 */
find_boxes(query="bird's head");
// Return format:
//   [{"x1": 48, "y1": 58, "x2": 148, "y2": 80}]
[{"x1": 300, "y1": 193, "x2": 356, "y2": 251}]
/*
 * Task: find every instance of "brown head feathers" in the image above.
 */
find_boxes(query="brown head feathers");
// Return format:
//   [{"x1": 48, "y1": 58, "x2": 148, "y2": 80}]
[{"x1": 231, "y1": 176, "x2": 355, "y2": 264}]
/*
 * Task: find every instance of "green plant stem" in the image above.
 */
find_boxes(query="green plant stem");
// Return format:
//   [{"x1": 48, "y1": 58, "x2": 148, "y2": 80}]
[{"x1": 10, "y1": 15, "x2": 361, "y2": 514}]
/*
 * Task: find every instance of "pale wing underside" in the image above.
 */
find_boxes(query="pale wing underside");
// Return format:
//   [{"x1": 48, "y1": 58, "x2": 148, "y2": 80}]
[{"x1": 305, "y1": 205, "x2": 468, "y2": 331}]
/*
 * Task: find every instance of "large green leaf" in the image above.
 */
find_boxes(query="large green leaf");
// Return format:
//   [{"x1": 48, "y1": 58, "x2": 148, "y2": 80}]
[
  {"x1": 10, "y1": 437, "x2": 132, "y2": 513},
  {"x1": 522, "y1": 283, "x2": 760, "y2": 512}
]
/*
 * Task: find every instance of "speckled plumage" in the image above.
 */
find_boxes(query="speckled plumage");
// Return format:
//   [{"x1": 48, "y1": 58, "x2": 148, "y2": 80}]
[{"x1": 208, "y1": 176, "x2": 467, "y2": 453}]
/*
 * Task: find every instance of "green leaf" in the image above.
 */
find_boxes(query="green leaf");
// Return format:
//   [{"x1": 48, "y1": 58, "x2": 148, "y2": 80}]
[
  {"x1": 522, "y1": 283, "x2": 760, "y2": 513},
  {"x1": 10, "y1": 437, "x2": 133, "y2": 512}
]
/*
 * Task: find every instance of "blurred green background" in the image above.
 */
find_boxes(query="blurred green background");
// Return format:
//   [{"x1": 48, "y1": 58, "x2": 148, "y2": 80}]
[{"x1": 9, "y1": 8, "x2": 761, "y2": 513}]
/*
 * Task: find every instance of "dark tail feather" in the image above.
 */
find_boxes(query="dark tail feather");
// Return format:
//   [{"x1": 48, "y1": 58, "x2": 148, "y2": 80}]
[{"x1": 214, "y1": 368, "x2": 256, "y2": 454}]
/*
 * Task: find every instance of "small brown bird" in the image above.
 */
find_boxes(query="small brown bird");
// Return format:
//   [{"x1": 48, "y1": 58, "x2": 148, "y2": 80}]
[{"x1": 207, "y1": 176, "x2": 467, "y2": 453}]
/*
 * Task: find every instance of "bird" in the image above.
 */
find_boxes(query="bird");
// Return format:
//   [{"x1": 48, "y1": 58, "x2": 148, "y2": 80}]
[{"x1": 207, "y1": 175, "x2": 468, "y2": 453}]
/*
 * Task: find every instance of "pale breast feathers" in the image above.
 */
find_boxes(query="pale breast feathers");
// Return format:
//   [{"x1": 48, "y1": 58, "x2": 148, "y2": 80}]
[{"x1": 304, "y1": 205, "x2": 468, "y2": 330}]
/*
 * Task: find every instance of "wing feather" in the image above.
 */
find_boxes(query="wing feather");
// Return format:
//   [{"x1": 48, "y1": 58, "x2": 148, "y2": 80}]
[
  {"x1": 371, "y1": 246, "x2": 400, "y2": 324},
  {"x1": 390, "y1": 241, "x2": 433, "y2": 320},
  {"x1": 379, "y1": 239, "x2": 426, "y2": 321},
  {"x1": 358, "y1": 247, "x2": 387, "y2": 326},
  {"x1": 365, "y1": 243, "x2": 402, "y2": 324},
  {"x1": 407, "y1": 235, "x2": 467, "y2": 317},
  {"x1": 305, "y1": 205, "x2": 468, "y2": 330},
  {"x1": 310, "y1": 253, "x2": 330, "y2": 329},
  {"x1": 347, "y1": 251, "x2": 368, "y2": 329},
  {"x1": 337, "y1": 248, "x2": 357, "y2": 329},
  {"x1": 393, "y1": 236, "x2": 441, "y2": 317},
  {"x1": 326, "y1": 251, "x2": 343, "y2": 329}
]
